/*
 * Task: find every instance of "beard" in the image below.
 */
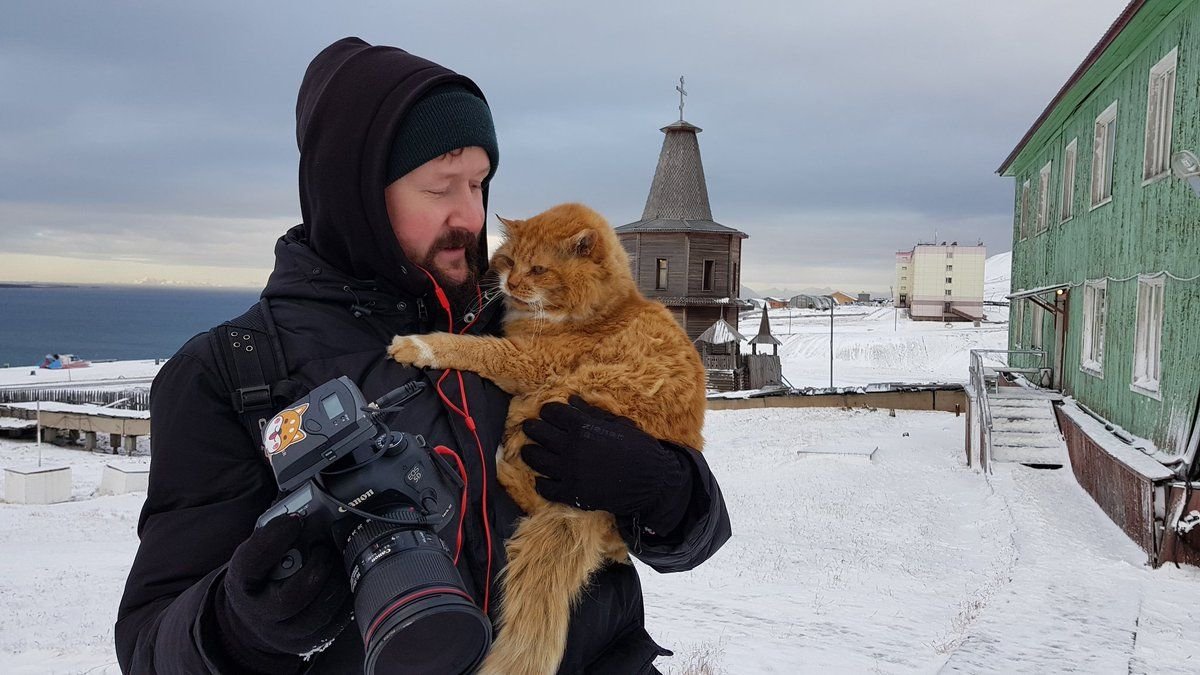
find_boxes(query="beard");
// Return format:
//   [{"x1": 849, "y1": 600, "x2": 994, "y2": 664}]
[{"x1": 418, "y1": 227, "x2": 484, "y2": 313}]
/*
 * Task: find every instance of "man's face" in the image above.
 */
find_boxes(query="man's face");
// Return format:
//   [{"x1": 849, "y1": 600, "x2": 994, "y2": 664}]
[{"x1": 385, "y1": 146, "x2": 490, "y2": 289}]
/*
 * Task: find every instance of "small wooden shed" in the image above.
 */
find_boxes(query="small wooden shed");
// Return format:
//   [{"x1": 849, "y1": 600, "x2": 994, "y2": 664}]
[{"x1": 694, "y1": 318, "x2": 747, "y2": 392}]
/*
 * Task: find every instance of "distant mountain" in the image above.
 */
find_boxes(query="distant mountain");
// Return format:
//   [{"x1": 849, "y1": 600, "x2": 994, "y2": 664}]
[
  {"x1": 743, "y1": 285, "x2": 886, "y2": 299},
  {"x1": 984, "y1": 251, "x2": 1012, "y2": 302}
]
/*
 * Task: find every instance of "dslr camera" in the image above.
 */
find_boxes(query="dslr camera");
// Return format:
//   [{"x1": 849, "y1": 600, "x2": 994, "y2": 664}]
[{"x1": 256, "y1": 376, "x2": 490, "y2": 674}]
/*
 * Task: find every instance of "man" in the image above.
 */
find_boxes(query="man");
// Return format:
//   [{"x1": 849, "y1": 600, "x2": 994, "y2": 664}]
[{"x1": 116, "y1": 37, "x2": 730, "y2": 674}]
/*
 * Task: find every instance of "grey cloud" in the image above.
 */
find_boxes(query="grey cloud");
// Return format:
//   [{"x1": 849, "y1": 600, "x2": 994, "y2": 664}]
[{"x1": 1, "y1": 0, "x2": 1129, "y2": 286}]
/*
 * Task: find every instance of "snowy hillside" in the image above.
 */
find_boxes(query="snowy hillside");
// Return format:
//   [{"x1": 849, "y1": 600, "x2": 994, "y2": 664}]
[{"x1": 984, "y1": 250, "x2": 1012, "y2": 303}]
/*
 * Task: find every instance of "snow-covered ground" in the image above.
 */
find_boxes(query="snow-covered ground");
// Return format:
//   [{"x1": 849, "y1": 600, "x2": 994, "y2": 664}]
[
  {"x1": 738, "y1": 305, "x2": 1008, "y2": 389},
  {"x1": 4, "y1": 409, "x2": 1199, "y2": 674},
  {"x1": 738, "y1": 252, "x2": 1013, "y2": 389},
  {"x1": 5, "y1": 252, "x2": 1199, "y2": 673},
  {"x1": 0, "y1": 359, "x2": 160, "y2": 389}
]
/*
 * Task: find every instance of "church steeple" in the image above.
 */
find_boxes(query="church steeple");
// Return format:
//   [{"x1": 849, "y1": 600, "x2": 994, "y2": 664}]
[
  {"x1": 641, "y1": 119, "x2": 713, "y2": 221},
  {"x1": 614, "y1": 77, "x2": 749, "y2": 352}
]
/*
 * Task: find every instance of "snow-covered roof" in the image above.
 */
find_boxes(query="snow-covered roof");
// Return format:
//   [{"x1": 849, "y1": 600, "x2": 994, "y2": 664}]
[
  {"x1": 3, "y1": 401, "x2": 149, "y2": 419},
  {"x1": 694, "y1": 318, "x2": 746, "y2": 345}
]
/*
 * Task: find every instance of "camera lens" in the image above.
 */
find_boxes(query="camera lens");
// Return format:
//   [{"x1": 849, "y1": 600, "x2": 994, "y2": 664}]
[{"x1": 345, "y1": 519, "x2": 491, "y2": 674}]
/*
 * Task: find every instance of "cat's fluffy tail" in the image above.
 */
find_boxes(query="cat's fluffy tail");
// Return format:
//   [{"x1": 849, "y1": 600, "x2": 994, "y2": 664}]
[{"x1": 479, "y1": 505, "x2": 615, "y2": 675}]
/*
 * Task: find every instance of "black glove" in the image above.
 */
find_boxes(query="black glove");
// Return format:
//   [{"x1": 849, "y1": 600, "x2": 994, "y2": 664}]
[
  {"x1": 521, "y1": 396, "x2": 693, "y2": 536},
  {"x1": 213, "y1": 515, "x2": 353, "y2": 672}
]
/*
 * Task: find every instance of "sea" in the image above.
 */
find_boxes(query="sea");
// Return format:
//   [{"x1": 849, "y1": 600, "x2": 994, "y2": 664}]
[{"x1": 0, "y1": 284, "x2": 262, "y2": 367}]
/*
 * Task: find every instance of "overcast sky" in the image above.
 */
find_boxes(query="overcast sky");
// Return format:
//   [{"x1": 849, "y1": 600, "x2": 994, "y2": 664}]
[{"x1": 0, "y1": 0, "x2": 1131, "y2": 292}]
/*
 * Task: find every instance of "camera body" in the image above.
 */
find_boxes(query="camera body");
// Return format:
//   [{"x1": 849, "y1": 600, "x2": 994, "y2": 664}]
[
  {"x1": 256, "y1": 376, "x2": 490, "y2": 675},
  {"x1": 255, "y1": 377, "x2": 457, "y2": 540}
]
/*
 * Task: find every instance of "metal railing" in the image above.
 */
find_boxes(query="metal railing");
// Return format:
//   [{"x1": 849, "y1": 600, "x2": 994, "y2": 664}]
[{"x1": 968, "y1": 349, "x2": 1046, "y2": 472}]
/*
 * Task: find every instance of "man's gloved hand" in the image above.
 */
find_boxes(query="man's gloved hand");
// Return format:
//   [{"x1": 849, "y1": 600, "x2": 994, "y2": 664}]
[
  {"x1": 521, "y1": 396, "x2": 694, "y2": 536},
  {"x1": 214, "y1": 515, "x2": 353, "y2": 670}
]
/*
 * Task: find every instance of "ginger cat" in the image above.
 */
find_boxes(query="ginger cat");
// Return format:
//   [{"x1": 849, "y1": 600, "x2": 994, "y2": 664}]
[{"x1": 387, "y1": 202, "x2": 707, "y2": 675}]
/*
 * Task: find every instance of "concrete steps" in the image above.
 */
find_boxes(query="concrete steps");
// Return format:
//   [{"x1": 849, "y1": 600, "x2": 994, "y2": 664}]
[{"x1": 989, "y1": 387, "x2": 1066, "y2": 467}]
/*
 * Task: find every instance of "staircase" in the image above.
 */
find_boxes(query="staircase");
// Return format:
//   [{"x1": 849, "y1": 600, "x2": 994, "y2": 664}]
[
  {"x1": 969, "y1": 349, "x2": 1067, "y2": 471},
  {"x1": 988, "y1": 387, "x2": 1066, "y2": 466}
]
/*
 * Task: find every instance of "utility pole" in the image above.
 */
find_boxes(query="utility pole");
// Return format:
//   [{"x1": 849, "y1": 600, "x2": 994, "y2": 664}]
[{"x1": 829, "y1": 298, "x2": 834, "y2": 388}]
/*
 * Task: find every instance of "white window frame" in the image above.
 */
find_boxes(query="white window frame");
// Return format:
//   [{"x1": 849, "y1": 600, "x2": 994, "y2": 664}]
[
  {"x1": 1131, "y1": 275, "x2": 1165, "y2": 397},
  {"x1": 1060, "y1": 138, "x2": 1077, "y2": 222},
  {"x1": 1031, "y1": 302, "x2": 1044, "y2": 350},
  {"x1": 1019, "y1": 179, "x2": 1031, "y2": 239},
  {"x1": 1081, "y1": 280, "x2": 1107, "y2": 376},
  {"x1": 1036, "y1": 161, "x2": 1052, "y2": 233},
  {"x1": 1091, "y1": 101, "x2": 1118, "y2": 208},
  {"x1": 1143, "y1": 48, "x2": 1178, "y2": 183}
]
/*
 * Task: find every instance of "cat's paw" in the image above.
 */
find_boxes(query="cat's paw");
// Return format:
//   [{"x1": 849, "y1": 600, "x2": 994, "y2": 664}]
[{"x1": 388, "y1": 335, "x2": 437, "y2": 368}]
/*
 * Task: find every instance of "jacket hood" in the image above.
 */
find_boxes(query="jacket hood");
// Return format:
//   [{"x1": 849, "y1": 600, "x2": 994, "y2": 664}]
[{"x1": 295, "y1": 37, "x2": 494, "y2": 298}]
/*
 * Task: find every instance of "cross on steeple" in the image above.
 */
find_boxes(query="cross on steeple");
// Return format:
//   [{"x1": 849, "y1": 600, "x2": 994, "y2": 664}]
[{"x1": 675, "y1": 76, "x2": 687, "y2": 121}]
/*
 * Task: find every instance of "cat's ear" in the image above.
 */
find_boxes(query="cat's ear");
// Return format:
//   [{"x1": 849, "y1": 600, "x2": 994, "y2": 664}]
[
  {"x1": 495, "y1": 215, "x2": 517, "y2": 235},
  {"x1": 568, "y1": 228, "x2": 598, "y2": 259}
]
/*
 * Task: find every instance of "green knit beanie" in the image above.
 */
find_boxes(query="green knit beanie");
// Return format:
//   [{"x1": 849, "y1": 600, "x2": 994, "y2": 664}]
[{"x1": 386, "y1": 84, "x2": 499, "y2": 185}]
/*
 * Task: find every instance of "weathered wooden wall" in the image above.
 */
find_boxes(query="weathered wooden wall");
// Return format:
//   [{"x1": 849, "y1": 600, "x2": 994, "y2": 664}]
[{"x1": 1007, "y1": 0, "x2": 1200, "y2": 455}]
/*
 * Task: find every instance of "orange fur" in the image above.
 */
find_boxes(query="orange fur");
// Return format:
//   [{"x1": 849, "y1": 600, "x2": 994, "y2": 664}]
[{"x1": 388, "y1": 202, "x2": 707, "y2": 674}]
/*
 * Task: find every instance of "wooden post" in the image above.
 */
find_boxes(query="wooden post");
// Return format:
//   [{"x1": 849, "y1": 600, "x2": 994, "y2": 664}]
[
  {"x1": 123, "y1": 435, "x2": 138, "y2": 455},
  {"x1": 84, "y1": 431, "x2": 97, "y2": 451},
  {"x1": 110, "y1": 433, "x2": 121, "y2": 453}
]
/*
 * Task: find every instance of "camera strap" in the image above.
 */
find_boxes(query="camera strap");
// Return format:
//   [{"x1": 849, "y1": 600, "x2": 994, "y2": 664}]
[{"x1": 212, "y1": 298, "x2": 308, "y2": 452}]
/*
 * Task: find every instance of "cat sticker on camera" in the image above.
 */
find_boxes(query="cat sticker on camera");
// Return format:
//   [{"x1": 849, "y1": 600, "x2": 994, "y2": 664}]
[{"x1": 263, "y1": 403, "x2": 309, "y2": 457}]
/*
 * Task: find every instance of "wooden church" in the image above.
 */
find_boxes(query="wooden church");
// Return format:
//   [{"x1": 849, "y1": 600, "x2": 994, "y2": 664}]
[{"x1": 615, "y1": 78, "x2": 750, "y2": 342}]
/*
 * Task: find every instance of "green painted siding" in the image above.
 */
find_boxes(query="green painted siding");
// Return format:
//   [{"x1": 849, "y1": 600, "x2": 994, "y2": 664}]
[{"x1": 1006, "y1": 0, "x2": 1200, "y2": 454}]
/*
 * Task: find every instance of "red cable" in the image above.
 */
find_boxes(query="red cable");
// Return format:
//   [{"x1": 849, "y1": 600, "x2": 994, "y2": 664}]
[{"x1": 414, "y1": 265, "x2": 495, "y2": 615}]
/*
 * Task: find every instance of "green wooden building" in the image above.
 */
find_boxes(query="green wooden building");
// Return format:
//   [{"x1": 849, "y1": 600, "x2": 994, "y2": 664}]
[{"x1": 1000, "y1": 0, "x2": 1200, "y2": 459}]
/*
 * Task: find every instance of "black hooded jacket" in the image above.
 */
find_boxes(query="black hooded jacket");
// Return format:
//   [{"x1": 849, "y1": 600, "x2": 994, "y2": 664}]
[{"x1": 115, "y1": 38, "x2": 730, "y2": 674}]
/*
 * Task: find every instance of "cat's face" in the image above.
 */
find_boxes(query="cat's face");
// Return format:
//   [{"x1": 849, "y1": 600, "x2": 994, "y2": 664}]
[{"x1": 490, "y1": 203, "x2": 629, "y2": 320}]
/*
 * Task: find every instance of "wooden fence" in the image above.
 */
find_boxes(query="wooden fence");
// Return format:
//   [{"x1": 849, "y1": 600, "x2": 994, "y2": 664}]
[{"x1": 0, "y1": 388, "x2": 150, "y2": 410}]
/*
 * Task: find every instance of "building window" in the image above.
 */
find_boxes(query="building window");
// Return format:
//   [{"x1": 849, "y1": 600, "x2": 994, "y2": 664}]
[
  {"x1": 945, "y1": 290, "x2": 952, "y2": 296},
  {"x1": 1061, "y1": 138, "x2": 1077, "y2": 222},
  {"x1": 1081, "y1": 280, "x2": 1107, "y2": 375},
  {"x1": 655, "y1": 258, "x2": 668, "y2": 290},
  {"x1": 1091, "y1": 101, "x2": 1118, "y2": 207},
  {"x1": 1132, "y1": 275, "x2": 1165, "y2": 394},
  {"x1": 946, "y1": 265, "x2": 953, "y2": 271},
  {"x1": 1031, "y1": 303, "x2": 1044, "y2": 349},
  {"x1": 1143, "y1": 48, "x2": 1178, "y2": 181},
  {"x1": 702, "y1": 260, "x2": 715, "y2": 291},
  {"x1": 901, "y1": 276, "x2": 907, "y2": 280},
  {"x1": 943, "y1": 302, "x2": 952, "y2": 313},
  {"x1": 1036, "y1": 161, "x2": 1052, "y2": 233},
  {"x1": 945, "y1": 277, "x2": 953, "y2": 284},
  {"x1": 946, "y1": 250, "x2": 953, "y2": 259},
  {"x1": 732, "y1": 262, "x2": 738, "y2": 294},
  {"x1": 1019, "y1": 179, "x2": 1031, "y2": 239}
]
